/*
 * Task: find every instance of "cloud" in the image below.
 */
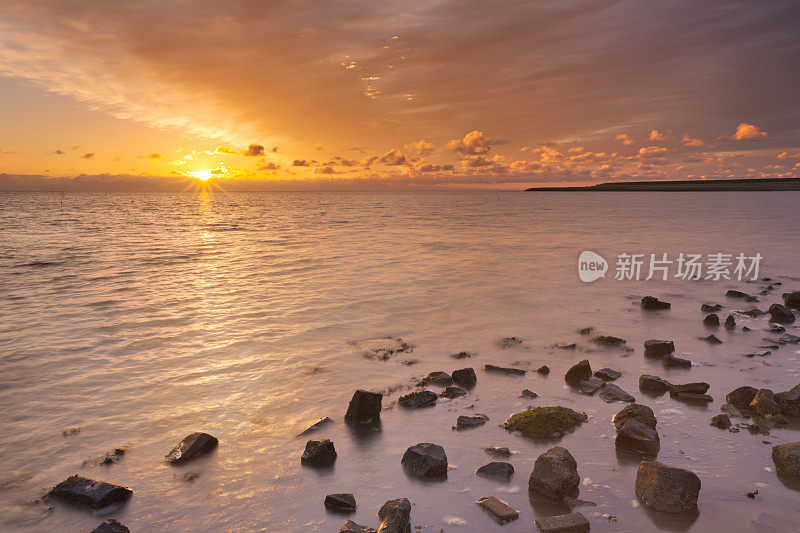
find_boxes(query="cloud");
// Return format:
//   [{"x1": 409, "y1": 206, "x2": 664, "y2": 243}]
[
  {"x1": 418, "y1": 163, "x2": 454, "y2": 172},
  {"x1": 615, "y1": 134, "x2": 634, "y2": 146},
  {"x1": 681, "y1": 134, "x2": 704, "y2": 147},
  {"x1": 405, "y1": 140, "x2": 434, "y2": 155},
  {"x1": 81, "y1": 153, "x2": 95, "y2": 159},
  {"x1": 379, "y1": 148, "x2": 407, "y2": 166},
  {"x1": 138, "y1": 153, "x2": 162, "y2": 160},
  {"x1": 292, "y1": 159, "x2": 311, "y2": 166},
  {"x1": 447, "y1": 130, "x2": 493, "y2": 155},
  {"x1": 54, "y1": 149, "x2": 65, "y2": 155},
  {"x1": 216, "y1": 146, "x2": 238, "y2": 155},
  {"x1": 258, "y1": 162, "x2": 280, "y2": 171},
  {"x1": 648, "y1": 129, "x2": 667, "y2": 141},
  {"x1": 242, "y1": 144, "x2": 265, "y2": 156},
  {"x1": 733, "y1": 123, "x2": 767, "y2": 140},
  {"x1": 638, "y1": 146, "x2": 668, "y2": 158}
]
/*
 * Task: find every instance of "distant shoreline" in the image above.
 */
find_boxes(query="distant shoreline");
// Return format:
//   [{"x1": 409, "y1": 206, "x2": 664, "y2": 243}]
[{"x1": 525, "y1": 177, "x2": 800, "y2": 191}]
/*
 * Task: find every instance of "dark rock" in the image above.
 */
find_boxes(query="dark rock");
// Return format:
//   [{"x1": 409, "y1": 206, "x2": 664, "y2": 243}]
[
  {"x1": 766, "y1": 324, "x2": 786, "y2": 333},
  {"x1": 725, "y1": 314, "x2": 736, "y2": 329},
  {"x1": 476, "y1": 496, "x2": 519, "y2": 524},
  {"x1": 613, "y1": 404, "x2": 657, "y2": 430},
  {"x1": 485, "y1": 364, "x2": 526, "y2": 375},
  {"x1": 579, "y1": 327, "x2": 594, "y2": 335},
  {"x1": 775, "y1": 384, "x2": 800, "y2": 417},
  {"x1": 345, "y1": 390, "x2": 382, "y2": 424},
  {"x1": 377, "y1": 498, "x2": 411, "y2": 533},
  {"x1": 165, "y1": 432, "x2": 218, "y2": 464},
  {"x1": 635, "y1": 461, "x2": 701, "y2": 513},
  {"x1": 703, "y1": 313, "x2": 720, "y2": 327},
  {"x1": 564, "y1": 359, "x2": 592, "y2": 384},
  {"x1": 557, "y1": 343, "x2": 577, "y2": 349},
  {"x1": 92, "y1": 519, "x2": 130, "y2": 533},
  {"x1": 340, "y1": 520, "x2": 377, "y2": 533},
  {"x1": 644, "y1": 339, "x2": 674, "y2": 357},
  {"x1": 669, "y1": 382, "x2": 710, "y2": 395},
  {"x1": 401, "y1": 443, "x2": 447, "y2": 477},
  {"x1": 100, "y1": 448, "x2": 126, "y2": 465},
  {"x1": 701, "y1": 303, "x2": 723, "y2": 312},
  {"x1": 780, "y1": 333, "x2": 800, "y2": 344},
  {"x1": 456, "y1": 414, "x2": 489, "y2": 429},
  {"x1": 476, "y1": 461, "x2": 514, "y2": 480},
  {"x1": 504, "y1": 407, "x2": 587, "y2": 438},
  {"x1": 663, "y1": 354, "x2": 692, "y2": 368},
  {"x1": 772, "y1": 442, "x2": 800, "y2": 478},
  {"x1": 616, "y1": 420, "x2": 660, "y2": 455},
  {"x1": 534, "y1": 512, "x2": 590, "y2": 533},
  {"x1": 769, "y1": 304, "x2": 796, "y2": 324},
  {"x1": 484, "y1": 446, "x2": 512, "y2": 457},
  {"x1": 301, "y1": 439, "x2": 337, "y2": 467},
  {"x1": 702, "y1": 334, "x2": 723, "y2": 344},
  {"x1": 710, "y1": 414, "x2": 731, "y2": 429},
  {"x1": 727, "y1": 386, "x2": 758, "y2": 410},
  {"x1": 48, "y1": 475, "x2": 133, "y2": 510},
  {"x1": 751, "y1": 389, "x2": 780, "y2": 416},
  {"x1": 440, "y1": 386, "x2": 467, "y2": 399},
  {"x1": 727, "y1": 290, "x2": 751, "y2": 299},
  {"x1": 594, "y1": 335, "x2": 626, "y2": 346},
  {"x1": 325, "y1": 493, "x2": 357, "y2": 512},
  {"x1": 398, "y1": 390, "x2": 437, "y2": 408},
  {"x1": 639, "y1": 375, "x2": 671, "y2": 394},
  {"x1": 579, "y1": 377, "x2": 604, "y2": 395},
  {"x1": 500, "y1": 337, "x2": 523, "y2": 348},
  {"x1": 674, "y1": 393, "x2": 713, "y2": 403},
  {"x1": 529, "y1": 446, "x2": 580, "y2": 500},
  {"x1": 594, "y1": 368, "x2": 621, "y2": 381},
  {"x1": 296, "y1": 417, "x2": 333, "y2": 437},
  {"x1": 784, "y1": 291, "x2": 800, "y2": 309},
  {"x1": 417, "y1": 371, "x2": 453, "y2": 387},
  {"x1": 451, "y1": 367, "x2": 477, "y2": 387},
  {"x1": 740, "y1": 308, "x2": 765, "y2": 317},
  {"x1": 642, "y1": 296, "x2": 671, "y2": 310},
  {"x1": 537, "y1": 365, "x2": 551, "y2": 375},
  {"x1": 599, "y1": 384, "x2": 635, "y2": 403},
  {"x1": 451, "y1": 351, "x2": 475, "y2": 359},
  {"x1": 520, "y1": 389, "x2": 538, "y2": 399}
]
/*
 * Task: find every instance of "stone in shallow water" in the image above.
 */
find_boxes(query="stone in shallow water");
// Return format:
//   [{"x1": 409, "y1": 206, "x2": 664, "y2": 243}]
[
  {"x1": 377, "y1": 498, "x2": 411, "y2": 533},
  {"x1": 165, "y1": 432, "x2": 218, "y2": 464},
  {"x1": 635, "y1": 461, "x2": 701, "y2": 514},
  {"x1": 594, "y1": 368, "x2": 621, "y2": 381},
  {"x1": 701, "y1": 303, "x2": 723, "y2": 312},
  {"x1": 599, "y1": 383, "x2": 635, "y2": 403},
  {"x1": 476, "y1": 496, "x2": 519, "y2": 524},
  {"x1": 579, "y1": 377, "x2": 604, "y2": 395},
  {"x1": 91, "y1": 519, "x2": 130, "y2": 533},
  {"x1": 641, "y1": 296, "x2": 671, "y2": 309},
  {"x1": 639, "y1": 374, "x2": 671, "y2": 394},
  {"x1": 776, "y1": 384, "x2": 800, "y2": 417},
  {"x1": 296, "y1": 417, "x2": 333, "y2": 437},
  {"x1": 325, "y1": 493, "x2": 356, "y2": 512},
  {"x1": 500, "y1": 336, "x2": 523, "y2": 348},
  {"x1": 504, "y1": 406, "x2": 587, "y2": 438},
  {"x1": 769, "y1": 303, "x2": 796, "y2": 324},
  {"x1": 784, "y1": 291, "x2": 800, "y2": 309},
  {"x1": 48, "y1": 475, "x2": 133, "y2": 510},
  {"x1": 663, "y1": 354, "x2": 692, "y2": 368},
  {"x1": 669, "y1": 382, "x2": 710, "y2": 395},
  {"x1": 340, "y1": 520, "x2": 376, "y2": 533},
  {"x1": 727, "y1": 386, "x2": 758, "y2": 410},
  {"x1": 417, "y1": 371, "x2": 453, "y2": 387},
  {"x1": 345, "y1": 390, "x2": 382, "y2": 423},
  {"x1": 702, "y1": 334, "x2": 723, "y2": 344},
  {"x1": 616, "y1": 419, "x2": 660, "y2": 455},
  {"x1": 439, "y1": 386, "x2": 467, "y2": 399},
  {"x1": 484, "y1": 446, "x2": 511, "y2": 457},
  {"x1": 456, "y1": 414, "x2": 488, "y2": 429},
  {"x1": 674, "y1": 393, "x2": 713, "y2": 403},
  {"x1": 703, "y1": 313, "x2": 720, "y2": 326},
  {"x1": 451, "y1": 367, "x2": 476, "y2": 387},
  {"x1": 401, "y1": 443, "x2": 447, "y2": 477},
  {"x1": 529, "y1": 446, "x2": 580, "y2": 500},
  {"x1": 564, "y1": 360, "x2": 592, "y2": 384},
  {"x1": 537, "y1": 365, "x2": 551, "y2": 375},
  {"x1": 726, "y1": 289, "x2": 750, "y2": 299},
  {"x1": 594, "y1": 335, "x2": 626, "y2": 346},
  {"x1": 644, "y1": 339, "x2": 674, "y2": 357},
  {"x1": 613, "y1": 404, "x2": 657, "y2": 430},
  {"x1": 520, "y1": 388, "x2": 538, "y2": 399},
  {"x1": 751, "y1": 389, "x2": 780, "y2": 416},
  {"x1": 484, "y1": 364, "x2": 526, "y2": 375},
  {"x1": 780, "y1": 333, "x2": 800, "y2": 344},
  {"x1": 398, "y1": 390, "x2": 437, "y2": 408},
  {"x1": 301, "y1": 439, "x2": 337, "y2": 467},
  {"x1": 534, "y1": 512, "x2": 591, "y2": 533},
  {"x1": 710, "y1": 414, "x2": 731, "y2": 429},
  {"x1": 476, "y1": 461, "x2": 514, "y2": 480},
  {"x1": 725, "y1": 314, "x2": 736, "y2": 328},
  {"x1": 772, "y1": 442, "x2": 800, "y2": 478}
]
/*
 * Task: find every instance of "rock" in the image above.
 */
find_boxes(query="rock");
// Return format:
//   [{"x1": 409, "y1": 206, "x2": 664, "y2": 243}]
[
  {"x1": 727, "y1": 386, "x2": 758, "y2": 410},
  {"x1": 702, "y1": 303, "x2": 723, "y2": 312},
  {"x1": 766, "y1": 324, "x2": 786, "y2": 333},
  {"x1": 784, "y1": 292, "x2": 800, "y2": 309},
  {"x1": 594, "y1": 368, "x2": 621, "y2": 381},
  {"x1": 296, "y1": 417, "x2": 333, "y2": 437},
  {"x1": 644, "y1": 339, "x2": 674, "y2": 357},
  {"x1": 780, "y1": 333, "x2": 800, "y2": 344},
  {"x1": 534, "y1": 512, "x2": 590, "y2": 533},
  {"x1": 356, "y1": 337, "x2": 413, "y2": 360},
  {"x1": 642, "y1": 296, "x2": 671, "y2": 310},
  {"x1": 579, "y1": 327, "x2": 594, "y2": 335},
  {"x1": 594, "y1": 335, "x2": 626, "y2": 346},
  {"x1": 674, "y1": 393, "x2": 713, "y2": 403},
  {"x1": 616, "y1": 420, "x2": 660, "y2": 455},
  {"x1": 345, "y1": 390, "x2": 382, "y2": 424},
  {"x1": 521, "y1": 389, "x2": 538, "y2": 399},
  {"x1": 776, "y1": 384, "x2": 800, "y2": 417},
  {"x1": 341, "y1": 520, "x2": 377, "y2": 533},
  {"x1": 565, "y1": 360, "x2": 592, "y2": 384},
  {"x1": 635, "y1": 461, "x2": 701, "y2": 513},
  {"x1": 557, "y1": 343, "x2": 577, "y2": 349},
  {"x1": 301, "y1": 439, "x2": 337, "y2": 467},
  {"x1": 537, "y1": 365, "x2": 551, "y2": 375},
  {"x1": 725, "y1": 314, "x2": 736, "y2": 329},
  {"x1": 669, "y1": 382, "x2": 710, "y2": 395},
  {"x1": 451, "y1": 367, "x2": 477, "y2": 387},
  {"x1": 772, "y1": 442, "x2": 800, "y2": 478},
  {"x1": 702, "y1": 334, "x2": 723, "y2": 344},
  {"x1": 740, "y1": 308, "x2": 765, "y2": 317},
  {"x1": 484, "y1": 446, "x2": 512, "y2": 457},
  {"x1": 504, "y1": 406, "x2": 588, "y2": 438},
  {"x1": 476, "y1": 496, "x2": 519, "y2": 524},
  {"x1": 398, "y1": 390, "x2": 437, "y2": 408},
  {"x1": 476, "y1": 461, "x2": 514, "y2": 480},
  {"x1": 440, "y1": 386, "x2": 467, "y2": 399},
  {"x1": 751, "y1": 389, "x2": 780, "y2": 416},
  {"x1": 456, "y1": 414, "x2": 489, "y2": 429},
  {"x1": 485, "y1": 364, "x2": 526, "y2": 375},
  {"x1": 401, "y1": 443, "x2": 447, "y2": 477},
  {"x1": 663, "y1": 354, "x2": 692, "y2": 368},
  {"x1": 599, "y1": 384, "x2": 635, "y2": 403},
  {"x1": 703, "y1": 313, "x2": 720, "y2": 327},
  {"x1": 579, "y1": 377, "x2": 604, "y2": 395},
  {"x1": 92, "y1": 519, "x2": 130, "y2": 533},
  {"x1": 639, "y1": 375, "x2": 671, "y2": 394},
  {"x1": 377, "y1": 498, "x2": 411, "y2": 533},
  {"x1": 710, "y1": 414, "x2": 732, "y2": 429},
  {"x1": 164, "y1": 432, "x2": 218, "y2": 464},
  {"x1": 417, "y1": 371, "x2": 453, "y2": 387},
  {"x1": 727, "y1": 290, "x2": 751, "y2": 299},
  {"x1": 325, "y1": 493, "x2": 357, "y2": 512},
  {"x1": 451, "y1": 351, "x2": 475, "y2": 359},
  {"x1": 613, "y1": 404, "x2": 657, "y2": 430},
  {"x1": 529, "y1": 446, "x2": 580, "y2": 500},
  {"x1": 48, "y1": 475, "x2": 133, "y2": 510},
  {"x1": 769, "y1": 304, "x2": 796, "y2": 324},
  {"x1": 500, "y1": 336, "x2": 523, "y2": 348}
]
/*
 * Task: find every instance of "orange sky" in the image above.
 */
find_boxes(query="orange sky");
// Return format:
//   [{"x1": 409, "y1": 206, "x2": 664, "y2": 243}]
[{"x1": 1, "y1": 1, "x2": 799, "y2": 190}]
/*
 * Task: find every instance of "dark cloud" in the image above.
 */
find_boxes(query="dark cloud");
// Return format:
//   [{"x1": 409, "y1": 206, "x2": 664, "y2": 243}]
[
  {"x1": 292, "y1": 159, "x2": 311, "y2": 166},
  {"x1": 80, "y1": 153, "x2": 95, "y2": 159},
  {"x1": 242, "y1": 144, "x2": 265, "y2": 156}
]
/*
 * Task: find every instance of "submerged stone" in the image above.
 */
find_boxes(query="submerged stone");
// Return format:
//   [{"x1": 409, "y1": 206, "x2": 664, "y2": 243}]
[
  {"x1": 165, "y1": 432, "x2": 218, "y2": 464},
  {"x1": 440, "y1": 386, "x2": 467, "y2": 399},
  {"x1": 92, "y1": 519, "x2": 130, "y2": 533},
  {"x1": 616, "y1": 420, "x2": 660, "y2": 455},
  {"x1": 377, "y1": 498, "x2": 411, "y2": 533},
  {"x1": 345, "y1": 390, "x2": 382, "y2": 424},
  {"x1": 340, "y1": 520, "x2": 377, "y2": 533},
  {"x1": 451, "y1": 367, "x2": 477, "y2": 387},
  {"x1": 417, "y1": 371, "x2": 453, "y2": 387},
  {"x1": 613, "y1": 404, "x2": 657, "y2": 430},
  {"x1": 564, "y1": 360, "x2": 592, "y2": 384},
  {"x1": 484, "y1": 446, "x2": 512, "y2": 457},
  {"x1": 325, "y1": 493, "x2": 357, "y2": 512},
  {"x1": 401, "y1": 443, "x2": 447, "y2": 477},
  {"x1": 769, "y1": 303, "x2": 796, "y2": 324},
  {"x1": 635, "y1": 461, "x2": 701, "y2": 514},
  {"x1": 476, "y1": 461, "x2": 514, "y2": 480},
  {"x1": 301, "y1": 439, "x2": 337, "y2": 467},
  {"x1": 642, "y1": 296, "x2": 671, "y2": 310},
  {"x1": 48, "y1": 475, "x2": 133, "y2": 510},
  {"x1": 398, "y1": 390, "x2": 437, "y2": 408},
  {"x1": 594, "y1": 335, "x2": 626, "y2": 346},
  {"x1": 644, "y1": 339, "x2": 674, "y2": 357},
  {"x1": 476, "y1": 496, "x2": 519, "y2": 524},
  {"x1": 296, "y1": 417, "x2": 333, "y2": 437},
  {"x1": 710, "y1": 414, "x2": 732, "y2": 429},
  {"x1": 534, "y1": 512, "x2": 591, "y2": 533},
  {"x1": 485, "y1": 364, "x2": 526, "y2": 375},
  {"x1": 772, "y1": 442, "x2": 800, "y2": 479},
  {"x1": 529, "y1": 446, "x2": 580, "y2": 500},
  {"x1": 456, "y1": 414, "x2": 488, "y2": 429},
  {"x1": 599, "y1": 384, "x2": 635, "y2": 403},
  {"x1": 594, "y1": 368, "x2": 621, "y2": 381},
  {"x1": 504, "y1": 406, "x2": 588, "y2": 438},
  {"x1": 639, "y1": 374, "x2": 671, "y2": 394}
]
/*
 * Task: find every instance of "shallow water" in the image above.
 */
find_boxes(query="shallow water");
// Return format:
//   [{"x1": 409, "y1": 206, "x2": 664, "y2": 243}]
[{"x1": 1, "y1": 190, "x2": 799, "y2": 532}]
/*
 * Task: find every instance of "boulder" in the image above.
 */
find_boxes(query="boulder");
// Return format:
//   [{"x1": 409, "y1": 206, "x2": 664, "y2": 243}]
[
  {"x1": 644, "y1": 339, "x2": 674, "y2": 357},
  {"x1": 669, "y1": 382, "x2": 710, "y2": 395},
  {"x1": 301, "y1": 439, "x2": 337, "y2": 467},
  {"x1": 663, "y1": 354, "x2": 692, "y2": 368},
  {"x1": 613, "y1": 404, "x2": 657, "y2": 430},
  {"x1": 772, "y1": 442, "x2": 800, "y2": 478},
  {"x1": 701, "y1": 303, "x2": 723, "y2": 312},
  {"x1": 521, "y1": 389, "x2": 539, "y2": 399},
  {"x1": 594, "y1": 335, "x2": 626, "y2": 346},
  {"x1": 401, "y1": 443, "x2": 447, "y2": 477},
  {"x1": 776, "y1": 384, "x2": 800, "y2": 417},
  {"x1": 325, "y1": 493, "x2": 357, "y2": 512},
  {"x1": 726, "y1": 290, "x2": 751, "y2": 299},
  {"x1": 750, "y1": 389, "x2": 780, "y2": 416},
  {"x1": 674, "y1": 393, "x2": 713, "y2": 403},
  {"x1": 398, "y1": 390, "x2": 437, "y2": 408},
  {"x1": 341, "y1": 521, "x2": 377, "y2": 533},
  {"x1": 377, "y1": 498, "x2": 411, "y2": 533},
  {"x1": 534, "y1": 512, "x2": 590, "y2": 533},
  {"x1": 48, "y1": 475, "x2": 133, "y2": 510},
  {"x1": 769, "y1": 304, "x2": 796, "y2": 324},
  {"x1": 456, "y1": 414, "x2": 489, "y2": 429},
  {"x1": 504, "y1": 406, "x2": 588, "y2": 438},
  {"x1": 451, "y1": 368, "x2": 477, "y2": 387},
  {"x1": 418, "y1": 371, "x2": 453, "y2": 387},
  {"x1": 92, "y1": 519, "x2": 130, "y2": 533},
  {"x1": 639, "y1": 375, "x2": 671, "y2": 394},
  {"x1": 296, "y1": 417, "x2": 333, "y2": 438},
  {"x1": 702, "y1": 334, "x2": 723, "y2": 344},
  {"x1": 635, "y1": 461, "x2": 701, "y2": 513},
  {"x1": 165, "y1": 432, "x2": 218, "y2": 464},
  {"x1": 726, "y1": 386, "x2": 758, "y2": 410},
  {"x1": 579, "y1": 377, "x2": 604, "y2": 395},
  {"x1": 528, "y1": 446, "x2": 580, "y2": 500},
  {"x1": 766, "y1": 324, "x2": 786, "y2": 333},
  {"x1": 599, "y1": 384, "x2": 635, "y2": 403},
  {"x1": 784, "y1": 292, "x2": 800, "y2": 309},
  {"x1": 476, "y1": 496, "x2": 519, "y2": 524},
  {"x1": 484, "y1": 446, "x2": 512, "y2": 457},
  {"x1": 345, "y1": 390, "x2": 382, "y2": 424},
  {"x1": 476, "y1": 461, "x2": 514, "y2": 480},
  {"x1": 537, "y1": 365, "x2": 551, "y2": 375},
  {"x1": 616, "y1": 420, "x2": 660, "y2": 455},
  {"x1": 642, "y1": 296, "x2": 671, "y2": 310},
  {"x1": 565, "y1": 360, "x2": 592, "y2": 384},
  {"x1": 780, "y1": 333, "x2": 800, "y2": 344},
  {"x1": 594, "y1": 368, "x2": 621, "y2": 381},
  {"x1": 703, "y1": 313, "x2": 720, "y2": 327},
  {"x1": 710, "y1": 414, "x2": 731, "y2": 429},
  {"x1": 440, "y1": 386, "x2": 467, "y2": 399},
  {"x1": 485, "y1": 364, "x2": 526, "y2": 375},
  {"x1": 725, "y1": 314, "x2": 736, "y2": 329}
]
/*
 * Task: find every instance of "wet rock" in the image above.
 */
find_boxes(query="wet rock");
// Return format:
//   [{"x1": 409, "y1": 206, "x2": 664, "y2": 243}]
[
  {"x1": 599, "y1": 384, "x2": 635, "y2": 403},
  {"x1": 769, "y1": 303, "x2": 796, "y2": 324},
  {"x1": 534, "y1": 512, "x2": 590, "y2": 533},
  {"x1": 451, "y1": 351, "x2": 475, "y2": 359},
  {"x1": 296, "y1": 417, "x2": 333, "y2": 437},
  {"x1": 740, "y1": 307, "x2": 765, "y2": 317},
  {"x1": 100, "y1": 448, "x2": 126, "y2": 465},
  {"x1": 417, "y1": 371, "x2": 453, "y2": 387},
  {"x1": 594, "y1": 335, "x2": 626, "y2": 346},
  {"x1": 727, "y1": 290, "x2": 751, "y2": 299},
  {"x1": 484, "y1": 446, "x2": 512, "y2": 457},
  {"x1": 775, "y1": 384, "x2": 800, "y2": 417},
  {"x1": 639, "y1": 375, "x2": 671, "y2": 394},
  {"x1": 398, "y1": 390, "x2": 437, "y2": 408},
  {"x1": 701, "y1": 303, "x2": 723, "y2": 312},
  {"x1": 476, "y1": 461, "x2": 514, "y2": 481},
  {"x1": 635, "y1": 461, "x2": 701, "y2": 513},
  {"x1": 772, "y1": 442, "x2": 800, "y2": 478},
  {"x1": 504, "y1": 406, "x2": 588, "y2": 438},
  {"x1": 710, "y1": 414, "x2": 732, "y2": 429},
  {"x1": 557, "y1": 343, "x2": 577, "y2": 349},
  {"x1": 579, "y1": 377, "x2": 604, "y2": 395},
  {"x1": 641, "y1": 296, "x2": 671, "y2": 310},
  {"x1": 341, "y1": 520, "x2": 377, "y2": 533},
  {"x1": 644, "y1": 339, "x2": 674, "y2": 357},
  {"x1": 779, "y1": 333, "x2": 800, "y2": 344},
  {"x1": 165, "y1": 432, "x2": 218, "y2": 464},
  {"x1": 674, "y1": 393, "x2": 713, "y2": 403},
  {"x1": 613, "y1": 404, "x2": 657, "y2": 430},
  {"x1": 616, "y1": 420, "x2": 660, "y2": 455},
  {"x1": 703, "y1": 313, "x2": 720, "y2": 327},
  {"x1": 62, "y1": 427, "x2": 81, "y2": 438},
  {"x1": 476, "y1": 496, "x2": 519, "y2": 524},
  {"x1": 594, "y1": 368, "x2": 621, "y2": 381},
  {"x1": 440, "y1": 386, "x2": 467, "y2": 399},
  {"x1": 345, "y1": 390, "x2": 382, "y2": 424},
  {"x1": 537, "y1": 365, "x2": 551, "y2": 375},
  {"x1": 702, "y1": 334, "x2": 723, "y2": 344},
  {"x1": 663, "y1": 354, "x2": 692, "y2": 368},
  {"x1": 48, "y1": 475, "x2": 133, "y2": 510},
  {"x1": 727, "y1": 386, "x2": 758, "y2": 410},
  {"x1": 725, "y1": 314, "x2": 736, "y2": 329},
  {"x1": 402, "y1": 443, "x2": 447, "y2": 477},
  {"x1": 750, "y1": 389, "x2": 780, "y2": 416},
  {"x1": 784, "y1": 291, "x2": 800, "y2": 309},
  {"x1": 579, "y1": 327, "x2": 594, "y2": 335},
  {"x1": 529, "y1": 446, "x2": 580, "y2": 500},
  {"x1": 301, "y1": 439, "x2": 337, "y2": 467},
  {"x1": 451, "y1": 367, "x2": 477, "y2": 387},
  {"x1": 564, "y1": 359, "x2": 592, "y2": 384},
  {"x1": 721, "y1": 403, "x2": 746, "y2": 418},
  {"x1": 92, "y1": 519, "x2": 130, "y2": 533},
  {"x1": 325, "y1": 493, "x2": 356, "y2": 512},
  {"x1": 669, "y1": 382, "x2": 710, "y2": 395},
  {"x1": 456, "y1": 414, "x2": 489, "y2": 429},
  {"x1": 521, "y1": 389, "x2": 539, "y2": 399},
  {"x1": 377, "y1": 498, "x2": 411, "y2": 533},
  {"x1": 485, "y1": 364, "x2": 526, "y2": 375},
  {"x1": 500, "y1": 337, "x2": 523, "y2": 348},
  {"x1": 766, "y1": 324, "x2": 786, "y2": 333}
]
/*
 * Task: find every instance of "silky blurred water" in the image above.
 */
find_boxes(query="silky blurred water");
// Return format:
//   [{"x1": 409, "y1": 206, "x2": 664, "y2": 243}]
[{"x1": 1, "y1": 190, "x2": 799, "y2": 532}]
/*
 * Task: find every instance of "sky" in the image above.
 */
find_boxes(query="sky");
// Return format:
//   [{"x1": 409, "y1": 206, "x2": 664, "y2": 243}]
[{"x1": 1, "y1": 0, "x2": 799, "y2": 190}]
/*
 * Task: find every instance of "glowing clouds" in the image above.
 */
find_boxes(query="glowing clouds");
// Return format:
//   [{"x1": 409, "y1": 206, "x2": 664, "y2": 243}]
[{"x1": 733, "y1": 123, "x2": 767, "y2": 140}]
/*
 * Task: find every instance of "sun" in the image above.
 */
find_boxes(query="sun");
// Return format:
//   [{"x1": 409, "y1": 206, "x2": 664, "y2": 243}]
[{"x1": 191, "y1": 169, "x2": 213, "y2": 181}]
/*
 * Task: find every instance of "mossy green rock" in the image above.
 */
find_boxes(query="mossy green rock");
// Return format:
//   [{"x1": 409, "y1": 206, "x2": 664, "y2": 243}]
[{"x1": 504, "y1": 406, "x2": 588, "y2": 438}]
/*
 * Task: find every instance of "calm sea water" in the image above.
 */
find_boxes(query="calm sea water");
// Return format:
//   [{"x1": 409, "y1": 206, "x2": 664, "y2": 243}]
[{"x1": 1, "y1": 190, "x2": 799, "y2": 532}]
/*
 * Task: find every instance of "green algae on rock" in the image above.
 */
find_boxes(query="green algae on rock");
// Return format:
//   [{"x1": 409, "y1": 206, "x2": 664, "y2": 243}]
[{"x1": 504, "y1": 406, "x2": 588, "y2": 438}]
